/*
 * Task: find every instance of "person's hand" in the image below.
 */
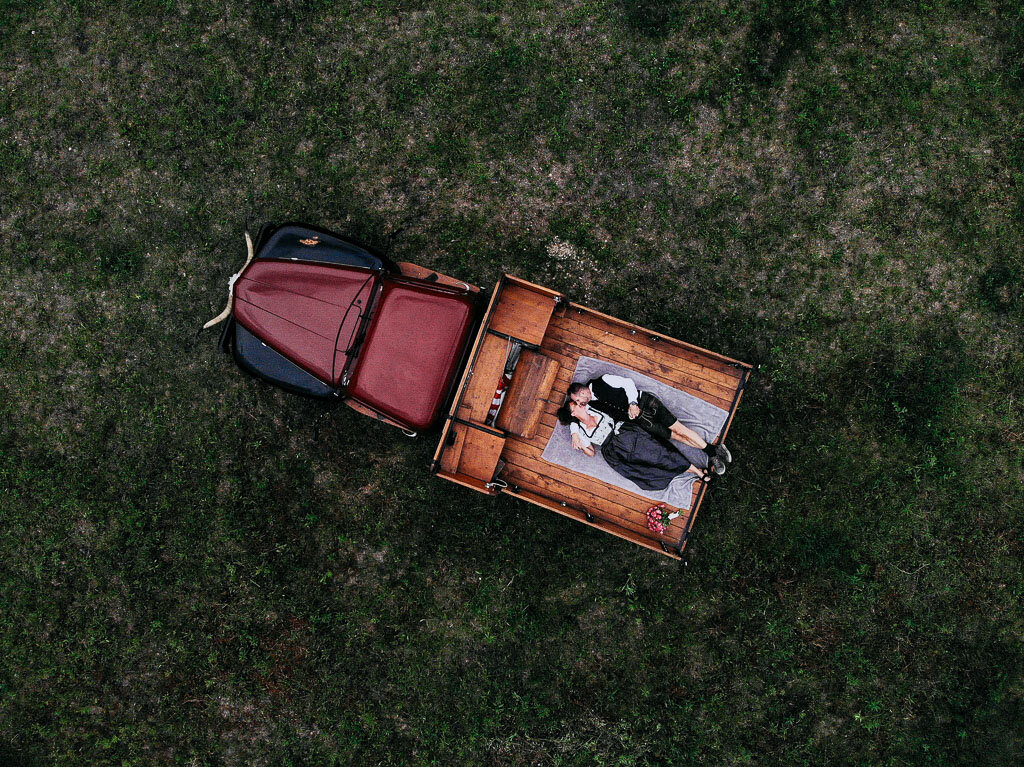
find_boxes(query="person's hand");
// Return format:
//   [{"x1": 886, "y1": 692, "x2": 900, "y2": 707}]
[
  {"x1": 582, "y1": 444, "x2": 596, "y2": 457},
  {"x1": 628, "y1": 403, "x2": 641, "y2": 419},
  {"x1": 571, "y1": 434, "x2": 584, "y2": 451}
]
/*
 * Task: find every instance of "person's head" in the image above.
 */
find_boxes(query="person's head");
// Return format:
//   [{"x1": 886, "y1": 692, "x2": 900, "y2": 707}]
[
  {"x1": 569, "y1": 400, "x2": 590, "y2": 421},
  {"x1": 556, "y1": 400, "x2": 576, "y2": 426},
  {"x1": 568, "y1": 382, "x2": 592, "y2": 407}
]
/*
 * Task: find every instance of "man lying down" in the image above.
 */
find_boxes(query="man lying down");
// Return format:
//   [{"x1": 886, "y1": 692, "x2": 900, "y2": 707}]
[{"x1": 556, "y1": 374, "x2": 733, "y2": 490}]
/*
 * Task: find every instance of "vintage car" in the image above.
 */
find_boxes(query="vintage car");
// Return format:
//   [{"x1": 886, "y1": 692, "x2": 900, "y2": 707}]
[
  {"x1": 206, "y1": 222, "x2": 752, "y2": 559},
  {"x1": 207, "y1": 223, "x2": 484, "y2": 434}
]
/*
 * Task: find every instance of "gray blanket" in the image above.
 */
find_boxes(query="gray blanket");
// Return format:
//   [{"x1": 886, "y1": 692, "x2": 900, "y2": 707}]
[{"x1": 540, "y1": 356, "x2": 730, "y2": 510}]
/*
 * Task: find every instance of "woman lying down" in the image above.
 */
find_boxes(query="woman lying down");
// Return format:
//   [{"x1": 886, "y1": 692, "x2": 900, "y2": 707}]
[{"x1": 556, "y1": 392, "x2": 724, "y2": 490}]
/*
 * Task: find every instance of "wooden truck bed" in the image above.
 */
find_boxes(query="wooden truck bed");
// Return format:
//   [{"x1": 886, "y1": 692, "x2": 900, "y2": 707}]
[{"x1": 432, "y1": 275, "x2": 752, "y2": 559}]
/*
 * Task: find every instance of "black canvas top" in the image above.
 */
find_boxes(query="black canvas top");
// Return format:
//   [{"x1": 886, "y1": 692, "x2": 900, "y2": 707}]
[
  {"x1": 255, "y1": 223, "x2": 396, "y2": 272},
  {"x1": 232, "y1": 323, "x2": 337, "y2": 398}
]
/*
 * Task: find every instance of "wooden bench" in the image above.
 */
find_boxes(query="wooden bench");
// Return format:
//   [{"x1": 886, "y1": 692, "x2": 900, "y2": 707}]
[
  {"x1": 439, "y1": 421, "x2": 506, "y2": 484},
  {"x1": 496, "y1": 350, "x2": 560, "y2": 438}
]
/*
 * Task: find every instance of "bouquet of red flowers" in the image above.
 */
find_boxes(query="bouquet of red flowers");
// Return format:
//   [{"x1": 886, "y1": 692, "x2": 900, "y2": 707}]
[{"x1": 646, "y1": 503, "x2": 676, "y2": 535}]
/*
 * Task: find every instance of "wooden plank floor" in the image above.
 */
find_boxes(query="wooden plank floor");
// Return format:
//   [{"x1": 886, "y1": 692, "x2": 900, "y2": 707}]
[{"x1": 499, "y1": 303, "x2": 746, "y2": 553}]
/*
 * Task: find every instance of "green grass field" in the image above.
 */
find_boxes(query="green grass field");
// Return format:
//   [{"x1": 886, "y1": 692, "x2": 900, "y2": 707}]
[{"x1": 2, "y1": 1, "x2": 1023, "y2": 764}]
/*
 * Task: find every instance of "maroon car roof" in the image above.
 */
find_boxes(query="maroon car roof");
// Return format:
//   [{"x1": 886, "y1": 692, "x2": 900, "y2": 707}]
[
  {"x1": 233, "y1": 260, "x2": 376, "y2": 386},
  {"x1": 346, "y1": 279, "x2": 477, "y2": 432}
]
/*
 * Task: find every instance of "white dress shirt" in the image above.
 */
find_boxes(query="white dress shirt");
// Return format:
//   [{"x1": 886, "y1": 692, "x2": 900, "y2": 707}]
[{"x1": 569, "y1": 405, "x2": 619, "y2": 448}]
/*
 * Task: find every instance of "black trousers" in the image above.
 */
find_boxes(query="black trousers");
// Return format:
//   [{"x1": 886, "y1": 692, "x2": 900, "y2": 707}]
[{"x1": 633, "y1": 391, "x2": 678, "y2": 443}]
